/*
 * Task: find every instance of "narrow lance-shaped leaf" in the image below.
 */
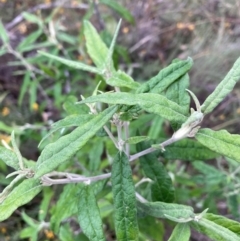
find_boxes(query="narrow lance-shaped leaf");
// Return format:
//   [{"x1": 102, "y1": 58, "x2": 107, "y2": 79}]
[
  {"x1": 191, "y1": 217, "x2": 240, "y2": 241},
  {"x1": 204, "y1": 213, "x2": 240, "y2": 235},
  {"x1": 0, "y1": 19, "x2": 9, "y2": 44},
  {"x1": 136, "y1": 57, "x2": 193, "y2": 94},
  {"x1": 77, "y1": 184, "x2": 106, "y2": 241},
  {"x1": 166, "y1": 73, "x2": 190, "y2": 130},
  {"x1": 0, "y1": 178, "x2": 42, "y2": 222},
  {"x1": 105, "y1": 19, "x2": 122, "y2": 67},
  {"x1": 196, "y1": 128, "x2": 240, "y2": 163},
  {"x1": 83, "y1": 20, "x2": 109, "y2": 69},
  {"x1": 50, "y1": 184, "x2": 79, "y2": 233},
  {"x1": 35, "y1": 105, "x2": 118, "y2": 178},
  {"x1": 137, "y1": 141, "x2": 175, "y2": 203},
  {"x1": 107, "y1": 70, "x2": 140, "y2": 89},
  {"x1": 111, "y1": 152, "x2": 139, "y2": 240},
  {"x1": 159, "y1": 138, "x2": 219, "y2": 161},
  {"x1": 0, "y1": 146, "x2": 20, "y2": 170},
  {"x1": 78, "y1": 92, "x2": 188, "y2": 124},
  {"x1": 168, "y1": 223, "x2": 190, "y2": 241},
  {"x1": 39, "y1": 114, "x2": 94, "y2": 147},
  {"x1": 201, "y1": 57, "x2": 240, "y2": 114},
  {"x1": 138, "y1": 201, "x2": 194, "y2": 221},
  {"x1": 38, "y1": 51, "x2": 101, "y2": 74}
]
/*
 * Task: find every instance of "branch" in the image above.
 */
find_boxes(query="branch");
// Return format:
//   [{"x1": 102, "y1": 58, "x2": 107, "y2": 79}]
[{"x1": 41, "y1": 172, "x2": 111, "y2": 186}]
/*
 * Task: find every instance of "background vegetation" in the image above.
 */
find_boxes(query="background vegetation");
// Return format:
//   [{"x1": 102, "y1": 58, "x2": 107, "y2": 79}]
[{"x1": 0, "y1": 0, "x2": 240, "y2": 240}]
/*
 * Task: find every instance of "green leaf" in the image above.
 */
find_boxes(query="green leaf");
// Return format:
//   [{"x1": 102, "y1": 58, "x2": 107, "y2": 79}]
[
  {"x1": 20, "y1": 226, "x2": 38, "y2": 240},
  {"x1": 201, "y1": 57, "x2": 240, "y2": 114},
  {"x1": 0, "y1": 178, "x2": 42, "y2": 222},
  {"x1": 191, "y1": 217, "x2": 240, "y2": 241},
  {"x1": 126, "y1": 136, "x2": 149, "y2": 145},
  {"x1": 22, "y1": 12, "x2": 43, "y2": 25},
  {"x1": 166, "y1": 74, "x2": 190, "y2": 130},
  {"x1": 196, "y1": 128, "x2": 240, "y2": 163},
  {"x1": 148, "y1": 115, "x2": 164, "y2": 140},
  {"x1": 137, "y1": 141, "x2": 175, "y2": 203},
  {"x1": 106, "y1": 19, "x2": 121, "y2": 66},
  {"x1": 38, "y1": 51, "x2": 101, "y2": 74},
  {"x1": 63, "y1": 95, "x2": 89, "y2": 115},
  {"x1": 111, "y1": 152, "x2": 139, "y2": 240},
  {"x1": 38, "y1": 187, "x2": 53, "y2": 221},
  {"x1": 138, "y1": 216, "x2": 164, "y2": 241},
  {"x1": 78, "y1": 92, "x2": 188, "y2": 124},
  {"x1": 0, "y1": 146, "x2": 19, "y2": 170},
  {"x1": 168, "y1": 223, "x2": 190, "y2": 241},
  {"x1": 0, "y1": 19, "x2": 9, "y2": 44},
  {"x1": 160, "y1": 138, "x2": 219, "y2": 161},
  {"x1": 89, "y1": 138, "x2": 104, "y2": 171},
  {"x1": 193, "y1": 161, "x2": 225, "y2": 186},
  {"x1": 50, "y1": 184, "x2": 79, "y2": 233},
  {"x1": 39, "y1": 114, "x2": 94, "y2": 147},
  {"x1": 16, "y1": 29, "x2": 42, "y2": 52},
  {"x1": 136, "y1": 58, "x2": 193, "y2": 94},
  {"x1": 77, "y1": 184, "x2": 105, "y2": 241},
  {"x1": 84, "y1": 20, "x2": 109, "y2": 69},
  {"x1": 204, "y1": 213, "x2": 240, "y2": 235},
  {"x1": 138, "y1": 201, "x2": 194, "y2": 221},
  {"x1": 35, "y1": 105, "x2": 117, "y2": 178},
  {"x1": 107, "y1": 70, "x2": 140, "y2": 89},
  {"x1": 21, "y1": 211, "x2": 38, "y2": 228},
  {"x1": 18, "y1": 71, "x2": 31, "y2": 106},
  {"x1": 99, "y1": 0, "x2": 135, "y2": 23}
]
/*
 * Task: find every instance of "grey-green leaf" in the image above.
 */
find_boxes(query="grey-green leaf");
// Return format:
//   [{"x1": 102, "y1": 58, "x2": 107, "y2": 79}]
[
  {"x1": 191, "y1": 217, "x2": 240, "y2": 241},
  {"x1": 77, "y1": 184, "x2": 106, "y2": 241},
  {"x1": 204, "y1": 213, "x2": 240, "y2": 235},
  {"x1": 83, "y1": 20, "x2": 109, "y2": 69},
  {"x1": 0, "y1": 146, "x2": 19, "y2": 170},
  {"x1": 0, "y1": 179, "x2": 42, "y2": 222},
  {"x1": 201, "y1": 57, "x2": 240, "y2": 114},
  {"x1": 159, "y1": 138, "x2": 219, "y2": 161},
  {"x1": 0, "y1": 19, "x2": 9, "y2": 44},
  {"x1": 78, "y1": 92, "x2": 188, "y2": 124},
  {"x1": 137, "y1": 141, "x2": 175, "y2": 203},
  {"x1": 111, "y1": 152, "x2": 139, "y2": 240},
  {"x1": 136, "y1": 57, "x2": 193, "y2": 94},
  {"x1": 50, "y1": 184, "x2": 79, "y2": 233},
  {"x1": 166, "y1": 74, "x2": 190, "y2": 130},
  {"x1": 196, "y1": 128, "x2": 240, "y2": 163},
  {"x1": 126, "y1": 136, "x2": 149, "y2": 145},
  {"x1": 38, "y1": 51, "x2": 101, "y2": 74},
  {"x1": 168, "y1": 223, "x2": 190, "y2": 241},
  {"x1": 35, "y1": 106, "x2": 117, "y2": 178},
  {"x1": 39, "y1": 114, "x2": 94, "y2": 147},
  {"x1": 138, "y1": 201, "x2": 194, "y2": 220},
  {"x1": 106, "y1": 70, "x2": 140, "y2": 89}
]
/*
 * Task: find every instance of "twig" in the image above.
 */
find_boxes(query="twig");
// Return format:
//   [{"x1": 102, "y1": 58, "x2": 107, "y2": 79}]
[{"x1": 41, "y1": 172, "x2": 111, "y2": 185}]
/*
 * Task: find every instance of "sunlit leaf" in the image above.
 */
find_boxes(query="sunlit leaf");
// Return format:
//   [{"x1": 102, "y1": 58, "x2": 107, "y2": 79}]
[
  {"x1": 191, "y1": 217, "x2": 240, "y2": 241},
  {"x1": 196, "y1": 128, "x2": 240, "y2": 163},
  {"x1": 78, "y1": 92, "x2": 188, "y2": 124},
  {"x1": 0, "y1": 179, "x2": 42, "y2": 222},
  {"x1": 201, "y1": 57, "x2": 240, "y2": 114},
  {"x1": 38, "y1": 51, "x2": 101, "y2": 74},
  {"x1": 35, "y1": 106, "x2": 117, "y2": 178},
  {"x1": 136, "y1": 57, "x2": 193, "y2": 94},
  {"x1": 168, "y1": 223, "x2": 190, "y2": 241}
]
